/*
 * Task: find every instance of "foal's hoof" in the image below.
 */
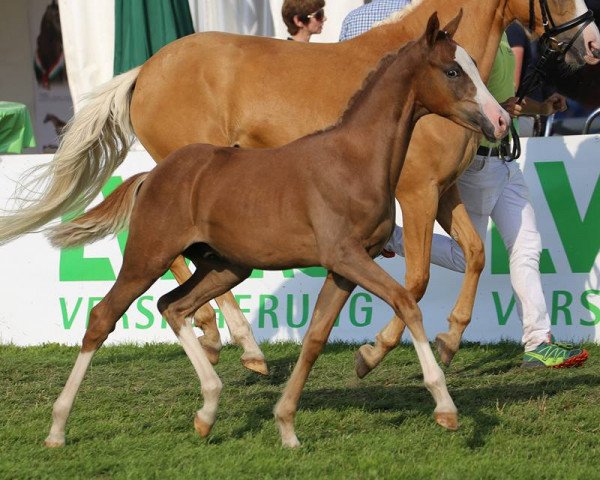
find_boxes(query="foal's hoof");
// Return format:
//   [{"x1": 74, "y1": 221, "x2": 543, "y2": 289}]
[
  {"x1": 241, "y1": 353, "x2": 269, "y2": 376},
  {"x1": 198, "y1": 336, "x2": 221, "y2": 365},
  {"x1": 194, "y1": 412, "x2": 214, "y2": 438},
  {"x1": 434, "y1": 411, "x2": 459, "y2": 431},
  {"x1": 44, "y1": 434, "x2": 65, "y2": 448},
  {"x1": 435, "y1": 333, "x2": 458, "y2": 367},
  {"x1": 355, "y1": 344, "x2": 378, "y2": 379}
]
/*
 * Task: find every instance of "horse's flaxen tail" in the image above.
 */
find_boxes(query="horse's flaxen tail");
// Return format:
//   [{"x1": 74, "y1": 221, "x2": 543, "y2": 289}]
[
  {"x1": 47, "y1": 172, "x2": 148, "y2": 249},
  {"x1": 0, "y1": 66, "x2": 142, "y2": 245}
]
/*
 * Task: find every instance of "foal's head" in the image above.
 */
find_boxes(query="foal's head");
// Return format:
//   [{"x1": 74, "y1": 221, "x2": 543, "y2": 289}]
[{"x1": 414, "y1": 12, "x2": 510, "y2": 142}]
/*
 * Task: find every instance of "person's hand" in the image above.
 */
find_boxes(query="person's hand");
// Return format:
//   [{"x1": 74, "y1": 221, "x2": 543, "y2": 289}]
[
  {"x1": 541, "y1": 93, "x2": 568, "y2": 115},
  {"x1": 500, "y1": 97, "x2": 523, "y2": 118}
]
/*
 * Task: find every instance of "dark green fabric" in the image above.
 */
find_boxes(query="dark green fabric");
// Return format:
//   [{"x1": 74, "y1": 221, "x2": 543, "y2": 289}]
[{"x1": 114, "y1": 0, "x2": 194, "y2": 75}]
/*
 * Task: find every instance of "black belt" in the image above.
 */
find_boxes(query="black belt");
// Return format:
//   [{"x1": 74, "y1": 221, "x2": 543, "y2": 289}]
[{"x1": 476, "y1": 146, "x2": 504, "y2": 157}]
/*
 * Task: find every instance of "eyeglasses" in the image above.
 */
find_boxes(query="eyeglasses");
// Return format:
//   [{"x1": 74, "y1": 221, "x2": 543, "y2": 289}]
[{"x1": 305, "y1": 8, "x2": 325, "y2": 22}]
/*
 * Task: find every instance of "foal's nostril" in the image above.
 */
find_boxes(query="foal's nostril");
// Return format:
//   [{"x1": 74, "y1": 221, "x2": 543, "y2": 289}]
[{"x1": 498, "y1": 114, "x2": 507, "y2": 130}]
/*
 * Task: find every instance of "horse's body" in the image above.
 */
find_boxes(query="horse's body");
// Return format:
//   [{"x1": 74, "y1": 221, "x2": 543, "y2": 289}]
[
  {"x1": 2, "y1": 0, "x2": 599, "y2": 373},
  {"x1": 44, "y1": 15, "x2": 508, "y2": 448}
]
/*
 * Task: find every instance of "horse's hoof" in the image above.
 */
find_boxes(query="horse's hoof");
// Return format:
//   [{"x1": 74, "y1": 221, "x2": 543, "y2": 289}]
[
  {"x1": 434, "y1": 411, "x2": 459, "y2": 431},
  {"x1": 198, "y1": 336, "x2": 221, "y2": 365},
  {"x1": 355, "y1": 344, "x2": 378, "y2": 379},
  {"x1": 44, "y1": 434, "x2": 65, "y2": 448},
  {"x1": 281, "y1": 434, "x2": 301, "y2": 448},
  {"x1": 435, "y1": 333, "x2": 457, "y2": 367},
  {"x1": 241, "y1": 354, "x2": 269, "y2": 376},
  {"x1": 194, "y1": 412, "x2": 214, "y2": 438}
]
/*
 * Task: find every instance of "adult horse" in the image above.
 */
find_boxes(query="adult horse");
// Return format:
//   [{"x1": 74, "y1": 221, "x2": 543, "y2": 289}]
[
  {"x1": 44, "y1": 13, "x2": 509, "y2": 448},
  {"x1": 1, "y1": 0, "x2": 599, "y2": 373},
  {"x1": 548, "y1": 0, "x2": 600, "y2": 108}
]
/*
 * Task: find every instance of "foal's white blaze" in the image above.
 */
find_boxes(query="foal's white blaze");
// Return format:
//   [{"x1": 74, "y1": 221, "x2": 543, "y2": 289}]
[
  {"x1": 576, "y1": 0, "x2": 600, "y2": 64},
  {"x1": 454, "y1": 45, "x2": 511, "y2": 139}
]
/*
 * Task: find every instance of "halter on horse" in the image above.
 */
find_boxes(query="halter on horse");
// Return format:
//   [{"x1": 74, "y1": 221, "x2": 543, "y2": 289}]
[{"x1": 502, "y1": 0, "x2": 597, "y2": 160}]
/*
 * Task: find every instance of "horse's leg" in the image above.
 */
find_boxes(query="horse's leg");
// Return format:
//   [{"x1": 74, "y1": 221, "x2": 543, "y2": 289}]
[
  {"x1": 335, "y1": 243, "x2": 457, "y2": 430},
  {"x1": 158, "y1": 258, "x2": 252, "y2": 437},
  {"x1": 214, "y1": 292, "x2": 268, "y2": 375},
  {"x1": 355, "y1": 189, "x2": 438, "y2": 378},
  {"x1": 169, "y1": 255, "x2": 222, "y2": 365},
  {"x1": 434, "y1": 185, "x2": 484, "y2": 365},
  {"x1": 274, "y1": 272, "x2": 356, "y2": 448},
  {"x1": 45, "y1": 261, "x2": 164, "y2": 447},
  {"x1": 169, "y1": 256, "x2": 266, "y2": 374}
]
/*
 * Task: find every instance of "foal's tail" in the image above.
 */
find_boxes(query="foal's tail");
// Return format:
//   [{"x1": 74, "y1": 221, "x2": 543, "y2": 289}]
[
  {"x1": 0, "y1": 66, "x2": 142, "y2": 245},
  {"x1": 47, "y1": 172, "x2": 148, "y2": 249}
]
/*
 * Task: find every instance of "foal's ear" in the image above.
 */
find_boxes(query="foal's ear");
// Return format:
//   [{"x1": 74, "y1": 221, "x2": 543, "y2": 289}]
[
  {"x1": 441, "y1": 9, "x2": 463, "y2": 39},
  {"x1": 425, "y1": 12, "x2": 440, "y2": 48}
]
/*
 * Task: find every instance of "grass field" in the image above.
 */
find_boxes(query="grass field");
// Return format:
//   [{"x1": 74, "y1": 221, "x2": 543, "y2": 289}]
[{"x1": 2, "y1": 341, "x2": 599, "y2": 479}]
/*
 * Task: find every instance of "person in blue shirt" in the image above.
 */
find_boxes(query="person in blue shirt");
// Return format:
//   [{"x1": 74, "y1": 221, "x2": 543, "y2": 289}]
[{"x1": 339, "y1": 0, "x2": 412, "y2": 41}]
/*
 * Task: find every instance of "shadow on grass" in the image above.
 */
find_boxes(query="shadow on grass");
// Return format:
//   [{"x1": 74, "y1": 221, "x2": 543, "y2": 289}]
[{"x1": 221, "y1": 342, "x2": 600, "y2": 450}]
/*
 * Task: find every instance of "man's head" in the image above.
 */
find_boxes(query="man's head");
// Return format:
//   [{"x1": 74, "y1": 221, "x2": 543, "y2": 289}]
[{"x1": 282, "y1": 0, "x2": 326, "y2": 36}]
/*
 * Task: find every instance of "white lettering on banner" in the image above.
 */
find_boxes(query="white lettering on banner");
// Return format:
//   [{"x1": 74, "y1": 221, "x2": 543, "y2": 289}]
[{"x1": 0, "y1": 135, "x2": 599, "y2": 346}]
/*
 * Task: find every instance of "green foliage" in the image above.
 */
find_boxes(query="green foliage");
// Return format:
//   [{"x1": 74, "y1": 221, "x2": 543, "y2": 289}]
[{"x1": 1, "y1": 342, "x2": 599, "y2": 479}]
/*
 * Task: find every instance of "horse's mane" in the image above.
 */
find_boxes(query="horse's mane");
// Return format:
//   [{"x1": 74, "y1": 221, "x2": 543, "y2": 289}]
[{"x1": 374, "y1": 0, "x2": 424, "y2": 28}]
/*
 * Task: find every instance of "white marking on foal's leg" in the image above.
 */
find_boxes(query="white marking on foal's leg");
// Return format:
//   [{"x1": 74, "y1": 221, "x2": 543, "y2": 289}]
[
  {"x1": 177, "y1": 319, "x2": 223, "y2": 436},
  {"x1": 412, "y1": 339, "x2": 458, "y2": 429},
  {"x1": 45, "y1": 350, "x2": 94, "y2": 447},
  {"x1": 219, "y1": 299, "x2": 268, "y2": 375}
]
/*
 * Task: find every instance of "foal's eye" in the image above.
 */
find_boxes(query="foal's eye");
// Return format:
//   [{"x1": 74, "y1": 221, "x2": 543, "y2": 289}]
[{"x1": 446, "y1": 69, "x2": 460, "y2": 78}]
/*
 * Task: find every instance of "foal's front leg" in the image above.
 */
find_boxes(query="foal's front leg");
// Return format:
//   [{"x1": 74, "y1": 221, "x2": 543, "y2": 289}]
[
  {"x1": 274, "y1": 273, "x2": 356, "y2": 448},
  {"x1": 355, "y1": 187, "x2": 438, "y2": 378},
  {"x1": 336, "y1": 243, "x2": 458, "y2": 431}
]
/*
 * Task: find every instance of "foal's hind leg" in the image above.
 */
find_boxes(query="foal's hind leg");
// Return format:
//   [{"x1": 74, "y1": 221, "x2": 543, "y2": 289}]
[
  {"x1": 170, "y1": 256, "x2": 222, "y2": 364},
  {"x1": 434, "y1": 185, "x2": 484, "y2": 365},
  {"x1": 158, "y1": 257, "x2": 252, "y2": 437},
  {"x1": 45, "y1": 265, "x2": 163, "y2": 447},
  {"x1": 335, "y1": 242, "x2": 457, "y2": 431},
  {"x1": 169, "y1": 256, "x2": 266, "y2": 374},
  {"x1": 274, "y1": 273, "x2": 355, "y2": 448}
]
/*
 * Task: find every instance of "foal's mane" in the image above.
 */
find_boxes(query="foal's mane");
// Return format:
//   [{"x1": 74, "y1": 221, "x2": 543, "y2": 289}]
[
  {"x1": 307, "y1": 42, "x2": 416, "y2": 139},
  {"x1": 338, "y1": 47, "x2": 408, "y2": 122}
]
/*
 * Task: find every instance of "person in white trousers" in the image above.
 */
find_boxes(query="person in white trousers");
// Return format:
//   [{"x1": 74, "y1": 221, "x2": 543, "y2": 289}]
[{"x1": 385, "y1": 32, "x2": 588, "y2": 368}]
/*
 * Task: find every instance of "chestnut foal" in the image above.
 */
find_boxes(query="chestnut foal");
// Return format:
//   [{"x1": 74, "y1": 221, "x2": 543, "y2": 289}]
[{"x1": 45, "y1": 13, "x2": 508, "y2": 448}]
